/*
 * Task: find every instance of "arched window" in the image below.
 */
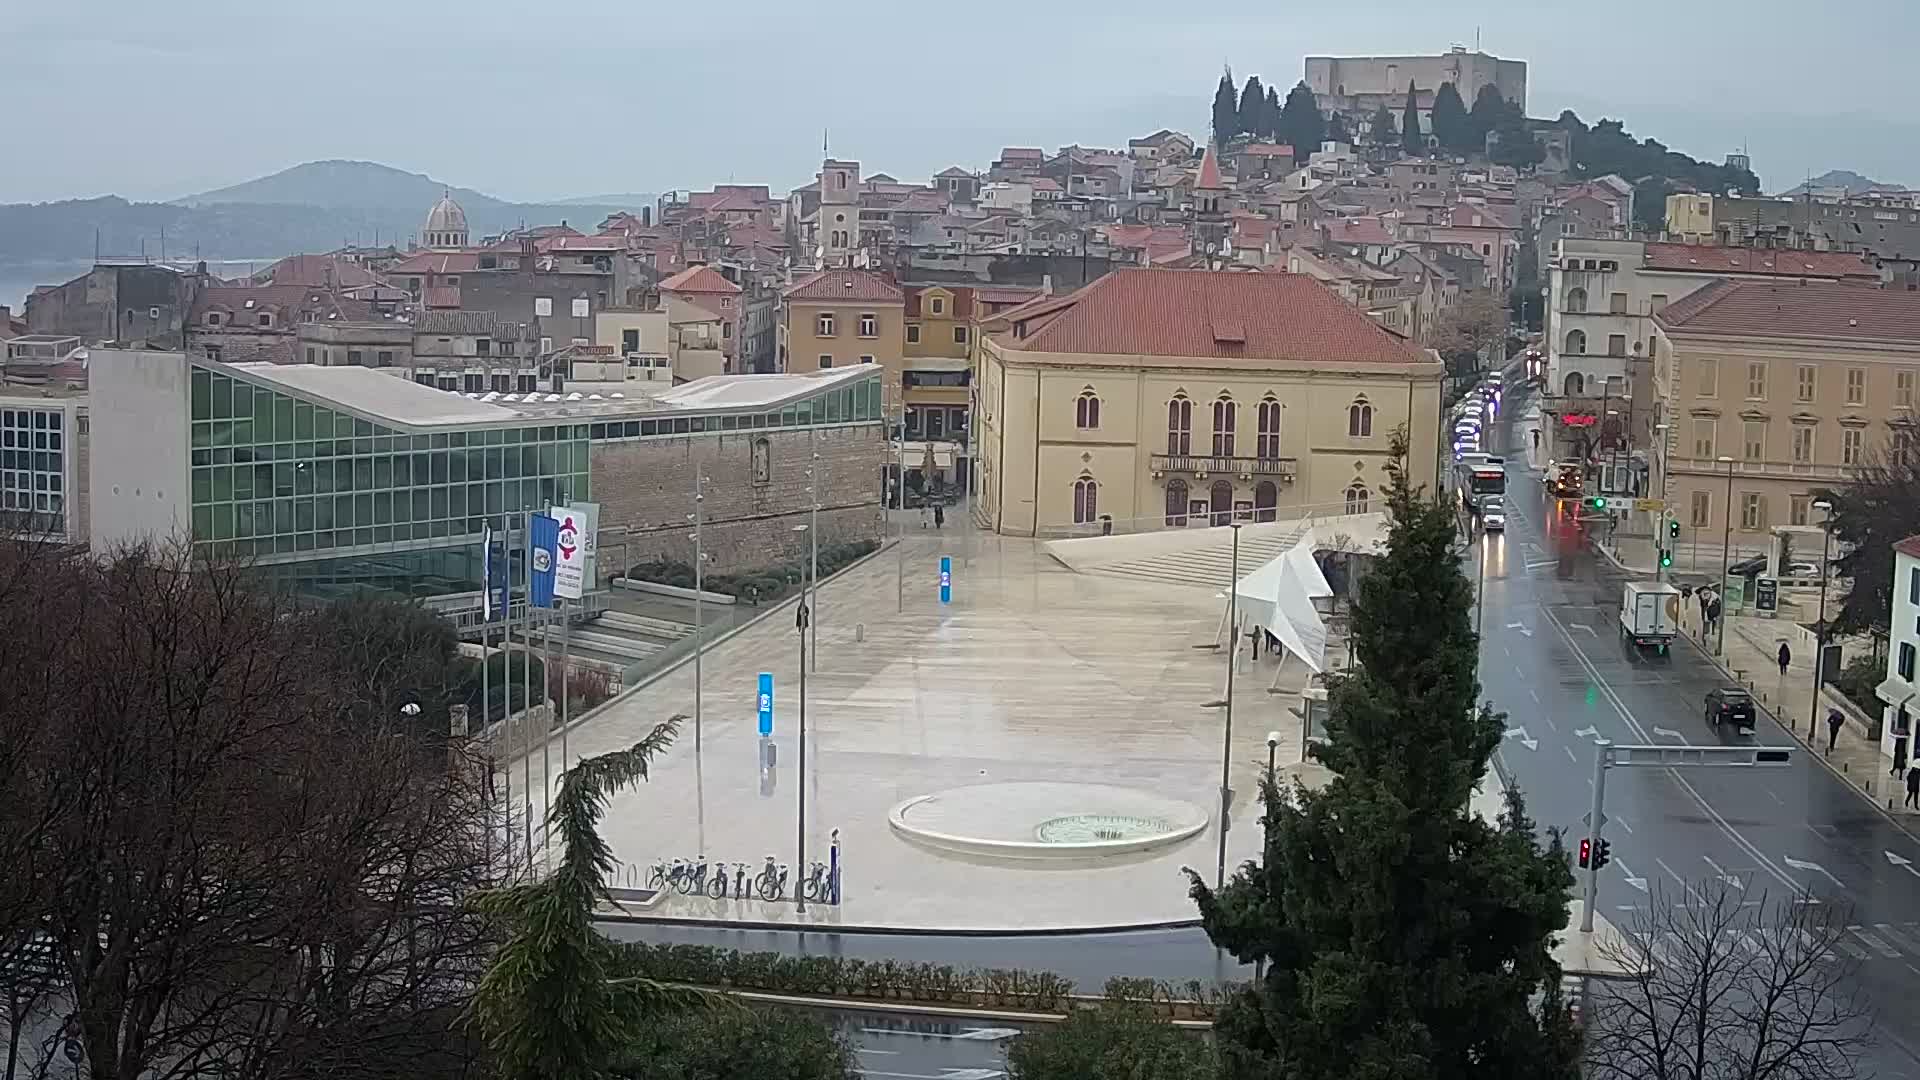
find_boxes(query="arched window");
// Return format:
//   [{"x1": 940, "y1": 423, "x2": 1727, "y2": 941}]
[
  {"x1": 1566, "y1": 287, "x2": 1588, "y2": 313},
  {"x1": 1212, "y1": 394, "x2": 1237, "y2": 456},
  {"x1": 1165, "y1": 479, "x2": 1190, "y2": 526},
  {"x1": 1563, "y1": 372, "x2": 1586, "y2": 397},
  {"x1": 1345, "y1": 483, "x2": 1371, "y2": 515},
  {"x1": 1073, "y1": 475, "x2": 1099, "y2": 524},
  {"x1": 1256, "y1": 396, "x2": 1282, "y2": 459},
  {"x1": 1166, "y1": 394, "x2": 1192, "y2": 454},
  {"x1": 1209, "y1": 480, "x2": 1234, "y2": 526},
  {"x1": 1348, "y1": 397, "x2": 1374, "y2": 438},
  {"x1": 1565, "y1": 329, "x2": 1587, "y2": 355},
  {"x1": 1254, "y1": 480, "x2": 1278, "y2": 522},
  {"x1": 1075, "y1": 388, "x2": 1101, "y2": 430}
]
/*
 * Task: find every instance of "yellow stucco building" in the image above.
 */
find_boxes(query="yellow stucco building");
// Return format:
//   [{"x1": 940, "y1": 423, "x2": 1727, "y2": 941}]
[
  {"x1": 778, "y1": 269, "x2": 906, "y2": 411},
  {"x1": 974, "y1": 268, "x2": 1445, "y2": 536}
]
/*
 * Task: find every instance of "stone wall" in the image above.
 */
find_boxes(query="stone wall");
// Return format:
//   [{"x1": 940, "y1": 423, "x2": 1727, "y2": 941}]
[{"x1": 589, "y1": 422, "x2": 887, "y2": 578}]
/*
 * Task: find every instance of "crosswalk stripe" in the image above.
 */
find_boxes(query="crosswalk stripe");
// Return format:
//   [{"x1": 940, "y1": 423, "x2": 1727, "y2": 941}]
[
  {"x1": 1827, "y1": 930, "x2": 1872, "y2": 961},
  {"x1": 1849, "y1": 926, "x2": 1903, "y2": 959},
  {"x1": 1879, "y1": 923, "x2": 1920, "y2": 955}
]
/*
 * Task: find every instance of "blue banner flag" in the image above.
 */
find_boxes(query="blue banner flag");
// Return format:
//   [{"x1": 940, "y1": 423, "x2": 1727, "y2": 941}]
[
  {"x1": 757, "y1": 672, "x2": 774, "y2": 737},
  {"x1": 530, "y1": 513, "x2": 559, "y2": 608},
  {"x1": 939, "y1": 555, "x2": 952, "y2": 604},
  {"x1": 483, "y1": 526, "x2": 510, "y2": 621}
]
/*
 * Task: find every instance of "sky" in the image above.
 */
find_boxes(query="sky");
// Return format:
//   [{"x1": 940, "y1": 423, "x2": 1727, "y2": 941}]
[{"x1": 3, "y1": 0, "x2": 1918, "y2": 205}]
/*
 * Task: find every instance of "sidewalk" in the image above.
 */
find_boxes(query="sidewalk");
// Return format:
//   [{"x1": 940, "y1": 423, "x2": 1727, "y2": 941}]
[{"x1": 1693, "y1": 609, "x2": 1918, "y2": 817}]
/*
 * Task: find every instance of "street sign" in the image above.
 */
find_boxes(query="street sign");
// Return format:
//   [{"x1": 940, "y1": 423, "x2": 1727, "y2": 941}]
[
  {"x1": 757, "y1": 672, "x2": 774, "y2": 737},
  {"x1": 1755, "y1": 576, "x2": 1779, "y2": 613},
  {"x1": 939, "y1": 555, "x2": 952, "y2": 604},
  {"x1": 1633, "y1": 498, "x2": 1665, "y2": 512}
]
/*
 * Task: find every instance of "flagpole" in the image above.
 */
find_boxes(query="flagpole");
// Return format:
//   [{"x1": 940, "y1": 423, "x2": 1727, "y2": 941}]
[
  {"x1": 481, "y1": 522, "x2": 498, "y2": 872},
  {"x1": 521, "y1": 509, "x2": 534, "y2": 868},
  {"x1": 540, "y1": 507, "x2": 554, "y2": 867}
]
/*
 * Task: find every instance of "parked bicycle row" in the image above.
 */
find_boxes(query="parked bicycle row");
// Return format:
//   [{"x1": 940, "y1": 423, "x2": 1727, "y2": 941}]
[{"x1": 646, "y1": 851, "x2": 841, "y2": 904}]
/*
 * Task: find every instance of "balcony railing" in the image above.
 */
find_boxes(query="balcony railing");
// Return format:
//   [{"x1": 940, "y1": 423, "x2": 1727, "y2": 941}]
[{"x1": 1151, "y1": 453, "x2": 1297, "y2": 479}]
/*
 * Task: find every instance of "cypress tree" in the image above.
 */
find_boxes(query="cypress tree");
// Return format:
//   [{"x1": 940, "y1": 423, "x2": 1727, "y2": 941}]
[
  {"x1": 1401, "y1": 81, "x2": 1424, "y2": 155},
  {"x1": 1239, "y1": 75, "x2": 1268, "y2": 143},
  {"x1": 1213, "y1": 69, "x2": 1241, "y2": 142},
  {"x1": 1470, "y1": 85, "x2": 1507, "y2": 151},
  {"x1": 1431, "y1": 81, "x2": 1469, "y2": 152},
  {"x1": 1369, "y1": 104, "x2": 1397, "y2": 147},
  {"x1": 1277, "y1": 81, "x2": 1325, "y2": 162},
  {"x1": 1188, "y1": 436, "x2": 1582, "y2": 1080},
  {"x1": 1265, "y1": 86, "x2": 1282, "y2": 140}
]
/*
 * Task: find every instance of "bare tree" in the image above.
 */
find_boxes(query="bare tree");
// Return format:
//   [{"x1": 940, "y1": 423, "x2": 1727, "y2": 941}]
[
  {"x1": 1586, "y1": 880, "x2": 1874, "y2": 1080},
  {"x1": 4, "y1": 543, "x2": 498, "y2": 1080}
]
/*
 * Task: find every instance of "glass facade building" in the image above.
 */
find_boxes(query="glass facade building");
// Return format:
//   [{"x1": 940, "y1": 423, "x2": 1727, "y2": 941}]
[{"x1": 0, "y1": 405, "x2": 70, "y2": 539}]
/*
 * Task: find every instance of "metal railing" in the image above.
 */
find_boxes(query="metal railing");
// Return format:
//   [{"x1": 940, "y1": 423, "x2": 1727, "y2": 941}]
[{"x1": 1150, "y1": 453, "x2": 1299, "y2": 478}]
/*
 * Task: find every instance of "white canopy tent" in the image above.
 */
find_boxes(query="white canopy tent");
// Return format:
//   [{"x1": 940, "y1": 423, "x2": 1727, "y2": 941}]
[{"x1": 1230, "y1": 534, "x2": 1333, "y2": 675}]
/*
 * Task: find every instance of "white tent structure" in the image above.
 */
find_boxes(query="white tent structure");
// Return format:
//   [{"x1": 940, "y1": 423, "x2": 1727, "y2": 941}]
[{"x1": 1230, "y1": 534, "x2": 1333, "y2": 676}]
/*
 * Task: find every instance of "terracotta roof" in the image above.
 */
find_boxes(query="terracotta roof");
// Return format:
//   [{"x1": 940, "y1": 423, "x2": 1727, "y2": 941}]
[
  {"x1": 191, "y1": 284, "x2": 373, "y2": 324},
  {"x1": 423, "y1": 286, "x2": 461, "y2": 309},
  {"x1": 538, "y1": 234, "x2": 626, "y2": 253},
  {"x1": 784, "y1": 269, "x2": 903, "y2": 303},
  {"x1": 997, "y1": 268, "x2": 1426, "y2": 364},
  {"x1": 1329, "y1": 218, "x2": 1392, "y2": 246},
  {"x1": 998, "y1": 147, "x2": 1044, "y2": 161},
  {"x1": 1239, "y1": 143, "x2": 1295, "y2": 157},
  {"x1": 1641, "y1": 243, "x2": 1878, "y2": 279},
  {"x1": 1030, "y1": 177, "x2": 1063, "y2": 193},
  {"x1": 385, "y1": 251, "x2": 482, "y2": 275},
  {"x1": 1895, "y1": 535, "x2": 1920, "y2": 561},
  {"x1": 659, "y1": 265, "x2": 742, "y2": 294},
  {"x1": 936, "y1": 166, "x2": 975, "y2": 178},
  {"x1": 254, "y1": 254, "x2": 376, "y2": 289},
  {"x1": 905, "y1": 286, "x2": 974, "y2": 319},
  {"x1": 1656, "y1": 279, "x2": 1920, "y2": 344},
  {"x1": 975, "y1": 286, "x2": 1047, "y2": 307},
  {"x1": 1196, "y1": 144, "x2": 1224, "y2": 190}
]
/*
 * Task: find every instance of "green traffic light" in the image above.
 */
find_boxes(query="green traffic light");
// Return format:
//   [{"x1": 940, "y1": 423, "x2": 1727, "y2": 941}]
[{"x1": 1668, "y1": 520, "x2": 1681, "y2": 538}]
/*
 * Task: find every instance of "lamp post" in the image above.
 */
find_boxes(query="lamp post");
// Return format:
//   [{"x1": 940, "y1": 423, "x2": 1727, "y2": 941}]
[
  {"x1": 1652, "y1": 422, "x2": 1671, "y2": 580},
  {"x1": 895, "y1": 406, "x2": 908, "y2": 614},
  {"x1": 1215, "y1": 522, "x2": 1243, "y2": 888},
  {"x1": 809, "y1": 429, "x2": 820, "y2": 672},
  {"x1": 791, "y1": 522, "x2": 812, "y2": 912},
  {"x1": 1475, "y1": 531, "x2": 1489, "y2": 638},
  {"x1": 1809, "y1": 499, "x2": 1834, "y2": 739},
  {"x1": 690, "y1": 475, "x2": 707, "y2": 752},
  {"x1": 1717, "y1": 455, "x2": 1735, "y2": 656}
]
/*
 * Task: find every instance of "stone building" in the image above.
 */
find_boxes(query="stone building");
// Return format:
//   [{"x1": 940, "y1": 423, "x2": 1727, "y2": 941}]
[{"x1": 25, "y1": 262, "x2": 209, "y2": 348}]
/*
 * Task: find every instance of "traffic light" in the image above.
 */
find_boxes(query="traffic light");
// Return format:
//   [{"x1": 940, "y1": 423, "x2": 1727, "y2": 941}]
[
  {"x1": 1584, "y1": 496, "x2": 1608, "y2": 510},
  {"x1": 1660, "y1": 549, "x2": 1673, "y2": 568},
  {"x1": 1668, "y1": 519, "x2": 1682, "y2": 539},
  {"x1": 1595, "y1": 839, "x2": 1612, "y2": 870},
  {"x1": 1578, "y1": 838, "x2": 1591, "y2": 868}
]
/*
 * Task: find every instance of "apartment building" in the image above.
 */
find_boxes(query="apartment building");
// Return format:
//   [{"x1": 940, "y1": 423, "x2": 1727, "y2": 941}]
[
  {"x1": 1651, "y1": 281, "x2": 1920, "y2": 552},
  {"x1": 777, "y1": 269, "x2": 906, "y2": 410}
]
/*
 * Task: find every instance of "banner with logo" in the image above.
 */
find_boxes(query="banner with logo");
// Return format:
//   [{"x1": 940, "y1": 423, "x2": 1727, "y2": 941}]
[
  {"x1": 549, "y1": 503, "x2": 597, "y2": 600},
  {"x1": 529, "y1": 513, "x2": 559, "y2": 608},
  {"x1": 482, "y1": 524, "x2": 509, "y2": 620}
]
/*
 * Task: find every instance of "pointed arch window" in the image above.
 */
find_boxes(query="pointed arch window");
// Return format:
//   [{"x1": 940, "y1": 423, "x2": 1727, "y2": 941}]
[
  {"x1": 1212, "y1": 394, "x2": 1237, "y2": 456},
  {"x1": 1565, "y1": 329, "x2": 1587, "y2": 355},
  {"x1": 1346, "y1": 483, "x2": 1371, "y2": 515},
  {"x1": 1072, "y1": 474, "x2": 1099, "y2": 524},
  {"x1": 1348, "y1": 396, "x2": 1374, "y2": 438},
  {"x1": 1167, "y1": 394, "x2": 1192, "y2": 455},
  {"x1": 1075, "y1": 387, "x2": 1101, "y2": 430},
  {"x1": 1565, "y1": 286, "x2": 1588, "y2": 313},
  {"x1": 1256, "y1": 395, "x2": 1282, "y2": 459},
  {"x1": 1165, "y1": 479, "x2": 1190, "y2": 525}
]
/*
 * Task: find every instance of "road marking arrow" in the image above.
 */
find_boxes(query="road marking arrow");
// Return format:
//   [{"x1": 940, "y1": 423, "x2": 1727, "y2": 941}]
[
  {"x1": 1574, "y1": 726, "x2": 1600, "y2": 740},
  {"x1": 1616, "y1": 860, "x2": 1649, "y2": 892},
  {"x1": 954, "y1": 1029, "x2": 1022, "y2": 1042},
  {"x1": 1505, "y1": 726, "x2": 1538, "y2": 751},
  {"x1": 1702, "y1": 855, "x2": 1745, "y2": 889},
  {"x1": 1572, "y1": 623, "x2": 1598, "y2": 636},
  {"x1": 1783, "y1": 856, "x2": 1844, "y2": 890},
  {"x1": 1887, "y1": 851, "x2": 1920, "y2": 878},
  {"x1": 1653, "y1": 726, "x2": 1683, "y2": 739},
  {"x1": 1505, "y1": 621, "x2": 1534, "y2": 637}
]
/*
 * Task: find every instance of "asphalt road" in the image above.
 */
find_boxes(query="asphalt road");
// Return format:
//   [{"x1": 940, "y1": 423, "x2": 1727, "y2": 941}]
[
  {"x1": 1476, "y1": 384, "x2": 1920, "y2": 1076},
  {"x1": 601, "y1": 379, "x2": 1920, "y2": 1075}
]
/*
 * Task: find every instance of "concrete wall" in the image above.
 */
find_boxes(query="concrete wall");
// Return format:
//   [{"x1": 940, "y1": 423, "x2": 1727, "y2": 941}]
[
  {"x1": 589, "y1": 421, "x2": 887, "y2": 577},
  {"x1": 88, "y1": 349, "x2": 191, "y2": 549}
]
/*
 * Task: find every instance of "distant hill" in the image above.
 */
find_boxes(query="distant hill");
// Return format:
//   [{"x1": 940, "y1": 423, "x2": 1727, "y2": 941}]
[
  {"x1": 0, "y1": 161, "x2": 639, "y2": 288},
  {"x1": 1779, "y1": 169, "x2": 1910, "y2": 197},
  {"x1": 549, "y1": 192, "x2": 660, "y2": 208}
]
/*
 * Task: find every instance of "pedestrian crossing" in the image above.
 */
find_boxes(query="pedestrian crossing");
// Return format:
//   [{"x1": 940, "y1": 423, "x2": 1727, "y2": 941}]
[{"x1": 1622, "y1": 920, "x2": 1920, "y2": 970}]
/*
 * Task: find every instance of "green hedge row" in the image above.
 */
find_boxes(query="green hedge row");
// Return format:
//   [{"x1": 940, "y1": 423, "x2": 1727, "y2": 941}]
[
  {"x1": 612, "y1": 942, "x2": 1077, "y2": 1013},
  {"x1": 625, "y1": 539, "x2": 880, "y2": 605}
]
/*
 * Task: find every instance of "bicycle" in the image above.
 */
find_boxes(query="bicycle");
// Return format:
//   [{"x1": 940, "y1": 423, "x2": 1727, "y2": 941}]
[
  {"x1": 705, "y1": 862, "x2": 736, "y2": 900},
  {"x1": 678, "y1": 855, "x2": 709, "y2": 896},
  {"x1": 646, "y1": 859, "x2": 669, "y2": 892},
  {"x1": 753, "y1": 855, "x2": 788, "y2": 901},
  {"x1": 800, "y1": 860, "x2": 831, "y2": 903}
]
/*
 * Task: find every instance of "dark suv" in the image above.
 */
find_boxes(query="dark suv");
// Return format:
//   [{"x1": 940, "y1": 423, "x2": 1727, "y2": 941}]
[{"x1": 1705, "y1": 687, "x2": 1756, "y2": 734}]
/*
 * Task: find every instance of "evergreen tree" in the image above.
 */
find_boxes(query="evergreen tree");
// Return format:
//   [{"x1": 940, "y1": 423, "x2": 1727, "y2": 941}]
[
  {"x1": 1369, "y1": 104, "x2": 1397, "y2": 147},
  {"x1": 1470, "y1": 85, "x2": 1508, "y2": 151},
  {"x1": 1401, "y1": 82, "x2": 1424, "y2": 155},
  {"x1": 1326, "y1": 111, "x2": 1350, "y2": 145},
  {"x1": 1238, "y1": 75, "x2": 1268, "y2": 144},
  {"x1": 1277, "y1": 81, "x2": 1324, "y2": 162},
  {"x1": 1213, "y1": 69, "x2": 1241, "y2": 142},
  {"x1": 1188, "y1": 436, "x2": 1582, "y2": 1080},
  {"x1": 1430, "y1": 81, "x2": 1469, "y2": 152},
  {"x1": 1265, "y1": 86, "x2": 1282, "y2": 140}
]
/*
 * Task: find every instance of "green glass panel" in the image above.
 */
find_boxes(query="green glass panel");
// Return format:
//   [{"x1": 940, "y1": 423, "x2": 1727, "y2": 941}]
[
  {"x1": 571, "y1": 441, "x2": 588, "y2": 470},
  {"x1": 353, "y1": 419, "x2": 373, "y2": 437},
  {"x1": 373, "y1": 492, "x2": 392, "y2": 525},
  {"x1": 254, "y1": 390, "x2": 275, "y2": 441},
  {"x1": 335, "y1": 495, "x2": 354, "y2": 528},
  {"x1": 294, "y1": 402, "x2": 314, "y2": 440},
  {"x1": 191, "y1": 504, "x2": 211, "y2": 538},
  {"x1": 191, "y1": 369, "x2": 211, "y2": 421},
  {"x1": 234, "y1": 503, "x2": 254, "y2": 538},
  {"x1": 211, "y1": 374, "x2": 232, "y2": 419},
  {"x1": 210, "y1": 503, "x2": 233, "y2": 541},
  {"x1": 355, "y1": 528, "x2": 373, "y2": 546},
  {"x1": 192, "y1": 467, "x2": 211, "y2": 504},
  {"x1": 314, "y1": 498, "x2": 333, "y2": 530},
  {"x1": 373, "y1": 456, "x2": 393, "y2": 489},
  {"x1": 412, "y1": 489, "x2": 430, "y2": 522},
  {"x1": 430, "y1": 487, "x2": 448, "y2": 521},
  {"x1": 295, "y1": 499, "x2": 314, "y2": 532},
  {"x1": 192, "y1": 422, "x2": 211, "y2": 449},
  {"x1": 232, "y1": 464, "x2": 253, "y2": 500},
  {"x1": 255, "y1": 464, "x2": 273, "y2": 496},
  {"x1": 210, "y1": 466, "x2": 232, "y2": 501},
  {"x1": 231, "y1": 383, "x2": 251, "y2": 421},
  {"x1": 294, "y1": 461, "x2": 315, "y2": 495},
  {"x1": 354, "y1": 493, "x2": 372, "y2": 526}
]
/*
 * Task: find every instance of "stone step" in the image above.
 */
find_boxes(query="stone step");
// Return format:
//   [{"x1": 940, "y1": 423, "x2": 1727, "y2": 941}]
[
  {"x1": 598, "y1": 610, "x2": 696, "y2": 639},
  {"x1": 563, "y1": 630, "x2": 665, "y2": 660}
]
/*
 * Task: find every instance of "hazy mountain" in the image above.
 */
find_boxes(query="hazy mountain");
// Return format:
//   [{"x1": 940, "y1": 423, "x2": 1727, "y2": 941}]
[
  {"x1": 550, "y1": 192, "x2": 660, "y2": 208},
  {"x1": 1779, "y1": 169, "x2": 1910, "y2": 197},
  {"x1": 175, "y1": 160, "x2": 512, "y2": 214}
]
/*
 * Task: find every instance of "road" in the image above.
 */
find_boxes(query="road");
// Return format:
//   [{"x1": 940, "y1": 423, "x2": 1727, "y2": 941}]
[
  {"x1": 1475, "y1": 383, "x2": 1920, "y2": 1077},
  {"x1": 601, "y1": 380, "x2": 1920, "y2": 1076}
]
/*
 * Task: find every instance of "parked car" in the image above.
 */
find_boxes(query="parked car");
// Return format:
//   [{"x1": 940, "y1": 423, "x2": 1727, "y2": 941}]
[
  {"x1": 1726, "y1": 556, "x2": 1767, "y2": 578},
  {"x1": 1704, "y1": 686, "x2": 1756, "y2": 735}
]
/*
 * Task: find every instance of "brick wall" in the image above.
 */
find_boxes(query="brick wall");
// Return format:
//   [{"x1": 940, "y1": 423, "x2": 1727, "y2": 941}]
[{"x1": 590, "y1": 422, "x2": 887, "y2": 578}]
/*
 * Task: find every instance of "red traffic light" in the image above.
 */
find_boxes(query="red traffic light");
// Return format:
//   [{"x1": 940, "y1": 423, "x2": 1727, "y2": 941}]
[{"x1": 1578, "y1": 838, "x2": 1592, "y2": 868}]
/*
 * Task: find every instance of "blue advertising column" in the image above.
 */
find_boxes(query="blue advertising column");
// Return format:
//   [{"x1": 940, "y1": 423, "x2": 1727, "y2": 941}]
[
  {"x1": 757, "y1": 672, "x2": 774, "y2": 736},
  {"x1": 939, "y1": 556, "x2": 952, "y2": 604}
]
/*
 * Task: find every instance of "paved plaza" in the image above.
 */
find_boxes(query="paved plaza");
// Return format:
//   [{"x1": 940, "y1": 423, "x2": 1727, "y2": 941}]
[{"x1": 507, "y1": 513, "x2": 1311, "y2": 931}]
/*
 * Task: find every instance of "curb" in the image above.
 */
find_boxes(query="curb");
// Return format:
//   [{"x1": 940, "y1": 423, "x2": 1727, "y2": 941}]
[{"x1": 594, "y1": 909, "x2": 1206, "y2": 937}]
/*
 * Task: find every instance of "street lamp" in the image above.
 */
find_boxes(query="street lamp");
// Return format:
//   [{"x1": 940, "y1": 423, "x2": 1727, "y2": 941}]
[
  {"x1": 688, "y1": 476, "x2": 708, "y2": 752},
  {"x1": 791, "y1": 522, "x2": 812, "y2": 912},
  {"x1": 1716, "y1": 455, "x2": 1735, "y2": 656},
  {"x1": 1208, "y1": 523, "x2": 1244, "y2": 889},
  {"x1": 1475, "y1": 531, "x2": 1490, "y2": 638},
  {"x1": 1809, "y1": 499, "x2": 1834, "y2": 739},
  {"x1": 1652, "y1": 422, "x2": 1671, "y2": 580}
]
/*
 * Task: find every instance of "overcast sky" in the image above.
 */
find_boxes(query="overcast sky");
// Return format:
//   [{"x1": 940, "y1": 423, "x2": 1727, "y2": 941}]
[{"x1": 4, "y1": 0, "x2": 1916, "y2": 205}]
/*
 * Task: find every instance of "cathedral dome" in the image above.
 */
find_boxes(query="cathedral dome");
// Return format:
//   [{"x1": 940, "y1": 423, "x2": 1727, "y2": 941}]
[{"x1": 423, "y1": 192, "x2": 469, "y2": 247}]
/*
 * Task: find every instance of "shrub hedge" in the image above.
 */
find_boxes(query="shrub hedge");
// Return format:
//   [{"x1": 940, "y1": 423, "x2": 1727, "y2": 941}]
[{"x1": 625, "y1": 539, "x2": 880, "y2": 606}]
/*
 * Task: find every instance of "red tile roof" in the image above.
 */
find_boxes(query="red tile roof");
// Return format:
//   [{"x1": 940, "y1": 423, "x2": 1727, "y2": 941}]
[
  {"x1": 254, "y1": 254, "x2": 377, "y2": 289},
  {"x1": 423, "y1": 286, "x2": 461, "y2": 309},
  {"x1": 1656, "y1": 279, "x2": 1920, "y2": 344},
  {"x1": 1196, "y1": 144, "x2": 1224, "y2": 190},
  {"x1": 1239, "y1": 143, "x2": 1295, "y2": 157},
  {"x1": 538, "y1": 234, "x2": 626, "y2": 253},
  {"x1": 784, "y1": 269, "x2": 903, "y2": 303},
  {"x1": 1895, "y1": 535, "x2": 1920, "y2": 561},
  {"x1": 997, "y1": 268, "x2": 1427, "y2": 364},
  {"x1": 975, "y1": 285, "x2": 1047, "y2": 308},
  {"x1": 386, "y1": 251, "x2": 482, "y2": 275},
  {"x1": 659, "y1": 265, "x2": 742, "y2": 294},
  {"x1": 1329, "y1": 217, "x2": 1392, "y2": 246},
  {"x1": 1641, "y1": 243, "x2": 1878, "y2": 279}
]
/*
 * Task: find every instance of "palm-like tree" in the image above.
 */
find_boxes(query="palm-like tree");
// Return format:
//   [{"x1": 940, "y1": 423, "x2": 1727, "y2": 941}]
[{"x1": 469, "y1": 717, "x2": 706, "y2": 1080}]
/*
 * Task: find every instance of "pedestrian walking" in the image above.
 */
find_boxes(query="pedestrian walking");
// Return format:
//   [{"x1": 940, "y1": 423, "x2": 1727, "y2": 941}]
[
  {"x1": 919, "y1": 504, "x2": 930, "y2": 529},
  {"x1": 933, "y1": 502, "x2": 945, "y2": 529},
  {"x1": 1777, "y1": 642, "x2": 1792, "y2": 678},
  {"x1": 1894, "y1": 736, "x2": 1910, "y2": 778},
  {"x1": 1827, "y1": 708, "x2": 1845, "y2": 754},
  {"x1": 1905, "y1": 765, "x2": 1920, "y2": 809}
]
